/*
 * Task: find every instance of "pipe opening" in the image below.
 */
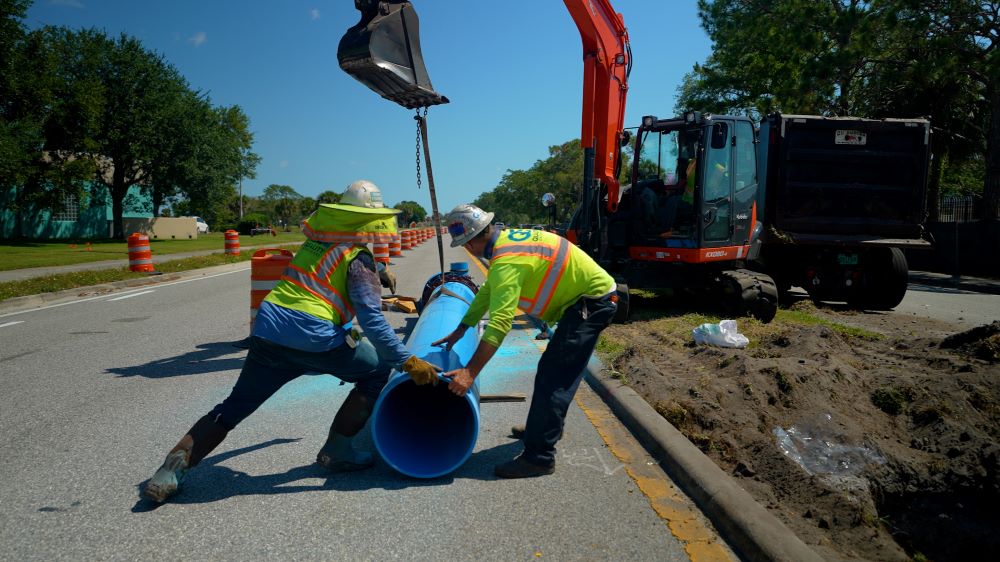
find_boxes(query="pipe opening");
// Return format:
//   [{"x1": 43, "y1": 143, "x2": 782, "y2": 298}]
[{"x1": 373, "y1": 378, "x2": 479, "y2": 478}]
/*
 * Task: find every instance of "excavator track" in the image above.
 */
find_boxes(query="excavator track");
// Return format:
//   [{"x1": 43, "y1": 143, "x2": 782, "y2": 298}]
[{"x1": 718, "y1": 269, "x2": 778, "y2": 323}]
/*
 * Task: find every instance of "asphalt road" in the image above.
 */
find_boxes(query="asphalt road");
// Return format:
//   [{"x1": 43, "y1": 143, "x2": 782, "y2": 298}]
[{"x1": 0, "y1": 237, "x2": 729, "y2": 560}]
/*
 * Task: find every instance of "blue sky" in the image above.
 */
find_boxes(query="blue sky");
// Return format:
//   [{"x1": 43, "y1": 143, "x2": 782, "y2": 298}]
[{"x1": 25, "y1": 0, "x2": 713, "y2": 213}]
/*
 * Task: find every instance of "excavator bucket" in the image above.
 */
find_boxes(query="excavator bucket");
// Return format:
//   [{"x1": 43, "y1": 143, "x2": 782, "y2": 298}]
[{"x1": 338, "y1": 0, "x2": 449, "y2": 109}]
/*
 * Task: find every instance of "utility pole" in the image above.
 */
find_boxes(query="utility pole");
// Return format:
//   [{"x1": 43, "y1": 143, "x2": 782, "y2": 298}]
[{"x1": 239, "y1": 176, "x2": 244, "y2": 219}]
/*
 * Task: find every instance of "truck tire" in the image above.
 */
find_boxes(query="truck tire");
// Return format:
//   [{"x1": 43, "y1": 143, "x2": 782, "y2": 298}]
[{"x1": 850, "y1": 247, "x2": 908, "y2": 310}]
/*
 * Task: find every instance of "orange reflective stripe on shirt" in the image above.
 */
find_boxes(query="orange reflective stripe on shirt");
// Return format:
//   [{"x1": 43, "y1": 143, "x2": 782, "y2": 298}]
[
  {"x1": 493, "y1": 236, "x2": 571, "y2": 317},
  {"x1": 301, "y1": 223, "x2": 395, "y2": 245},
  {"x1": 315, "y1": 243, "x2": 354, "y2": 279},
  {"x1": 281, "y1": 264, "x2": 353, "y2": 321}
]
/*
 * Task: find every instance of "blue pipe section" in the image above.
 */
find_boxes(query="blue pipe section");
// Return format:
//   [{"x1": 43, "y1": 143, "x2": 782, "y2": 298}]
[{"x1": 371, "y1": 274, "x2": 480, "y2": 478}]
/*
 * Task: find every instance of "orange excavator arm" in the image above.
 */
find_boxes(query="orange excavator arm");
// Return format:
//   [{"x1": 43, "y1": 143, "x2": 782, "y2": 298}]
[
  {"x1": 564, "y1": 0, "x2": 631, "y2": 213},
  {"x1": 338, "y1": 0, "x2": 630, "y2": 223}
]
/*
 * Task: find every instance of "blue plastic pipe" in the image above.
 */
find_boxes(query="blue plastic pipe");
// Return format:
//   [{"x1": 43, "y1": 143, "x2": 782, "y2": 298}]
[{"x1": 371, "y1": 277, "x2": 480, "y2": 478}]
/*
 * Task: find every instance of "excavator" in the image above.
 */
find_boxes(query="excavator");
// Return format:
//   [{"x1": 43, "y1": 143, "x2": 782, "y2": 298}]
[{"x1": 335, "y1": 0, "x2": 783, "y2": 323}]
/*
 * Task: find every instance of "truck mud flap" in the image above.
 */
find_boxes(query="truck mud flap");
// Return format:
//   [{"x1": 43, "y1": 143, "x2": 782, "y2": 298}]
[{"x1": 338, "y1": 0, "x2": 449, "y2": 109}]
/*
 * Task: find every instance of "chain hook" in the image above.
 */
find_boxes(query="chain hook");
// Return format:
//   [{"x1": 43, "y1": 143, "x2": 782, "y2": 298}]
[{"x1": 413, "y1": 107, "x2": 427, "y2": 189}]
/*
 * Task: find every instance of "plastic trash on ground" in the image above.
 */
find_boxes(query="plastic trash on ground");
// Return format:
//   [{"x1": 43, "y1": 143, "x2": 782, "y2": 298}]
[
  {"x1": 692, "y1": 319, "x2": 749, "y2": 348},
  {"x1": 773, "y1": 414, "x2": 886, "y2": 477}
]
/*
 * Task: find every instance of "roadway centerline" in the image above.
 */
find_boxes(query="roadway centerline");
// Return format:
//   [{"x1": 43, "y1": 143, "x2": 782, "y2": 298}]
[
  {"x1": 0, "y1": 321, "x2": 25, "y2": 329},
  {"x1": 106, "y1": 290, "x2": 155, "y2": 302}
]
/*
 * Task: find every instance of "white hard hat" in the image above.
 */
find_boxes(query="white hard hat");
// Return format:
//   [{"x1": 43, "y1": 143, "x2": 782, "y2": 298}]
[
  {"x1": 341, "y1": 179, "x2": 385, "y2": 209},
  {"x1": 445, "y1": 203, "x2": 494, "y2": 247}
]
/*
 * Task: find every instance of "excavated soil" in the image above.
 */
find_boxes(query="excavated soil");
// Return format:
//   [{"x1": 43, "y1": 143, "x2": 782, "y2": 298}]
[{"x1": 602, "y1": 296, "x2": 1000, "y2": 562}]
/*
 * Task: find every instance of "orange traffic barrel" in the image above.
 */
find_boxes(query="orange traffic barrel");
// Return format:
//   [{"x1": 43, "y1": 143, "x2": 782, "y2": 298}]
[
  {"x1": 225, "y1": 230, "x2": 240, "y2": 256},
  {"x1": 250, "y1": 248, "x2": 294, "y2": 326},
  {"x1": 373, "y1": 242, "x2": 390, "y2": 264},
  {"x1": 127, "y1": 233, "x2": 154, "y2": 272},
  {"x1": 402, "y1": 230, "x2": 413, "y2": 250},
  {"x1": 389, "y1": 233, "x2": 402, "y2": 257}
]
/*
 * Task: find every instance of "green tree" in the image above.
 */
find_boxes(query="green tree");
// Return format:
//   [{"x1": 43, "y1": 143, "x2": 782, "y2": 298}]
[
  {"x1": 316, "y1": 190, "x2": 341, "y2": 205},
  {"x1": 177, "y1": 104, "x2": 259, "y2": 225},
  {"x1": 677, "y1": 0, "x2": 895, "y2": 118},
  {"x1": 1, "y1": 7, "x2": 95, "y2": 238},
  {"x1": 677, "y1": 0, "x2": 996, "y2": 219},
  {"x1": 879, "y1": 0, "x2": 997, "y2": 218},
  {"x1": 8, "y1": 25, "x2": 261, "y2": 238},
  {"x1": 261, "y1": 184, "x2": 302, "y2": 230},
  {"x1": 393, "y1": 200, "x2": 427, "y2": 225},
  {"x1": 298, "y1": 196, "x2": 316, "y2": 218},
  {"x1": 473, "y1": 140, "x2": 587, "y2": 225}
]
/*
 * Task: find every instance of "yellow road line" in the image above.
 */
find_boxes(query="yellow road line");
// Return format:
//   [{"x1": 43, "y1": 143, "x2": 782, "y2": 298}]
[
  {"x1": 462, "y1": 247, "x2": 489, "y2": 277},
  {"x1": 528, "y1": 342, "x2": 734, "y2": 561},
  {"x1": 470, "y1": 243, "x2": 731, "y2": 559}
]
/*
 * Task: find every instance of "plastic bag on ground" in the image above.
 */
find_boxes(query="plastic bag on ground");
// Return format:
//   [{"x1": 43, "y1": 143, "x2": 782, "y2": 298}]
[{"x1": 692, "y1": 319, "x2": 749, "y2": 348}]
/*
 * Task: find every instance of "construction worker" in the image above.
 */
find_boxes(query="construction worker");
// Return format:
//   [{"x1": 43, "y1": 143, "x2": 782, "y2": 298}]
[
  {"x1": 142, "y1": 180, "x2": 439, "y2": 503},
  {"x1": 433, "y1": 204, "x2": 618, "y2": 478}
]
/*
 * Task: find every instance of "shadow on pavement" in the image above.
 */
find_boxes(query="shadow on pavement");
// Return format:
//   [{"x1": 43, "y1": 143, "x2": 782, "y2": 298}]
[
  {"x1": 132, "y1": 438, "x2": 523, "y2": 509},
  {"x1": 107, "y1": 340, "x2": 246, "y2": 378}
]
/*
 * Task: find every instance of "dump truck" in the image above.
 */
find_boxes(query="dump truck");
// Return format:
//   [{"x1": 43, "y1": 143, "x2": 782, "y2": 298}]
[{"x1": 599, "y1": 111, "x2": 933, "y2": 319}]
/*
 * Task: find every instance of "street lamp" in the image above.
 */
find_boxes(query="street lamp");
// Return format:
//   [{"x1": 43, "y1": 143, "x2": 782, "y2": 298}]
[{"x1": 541, "y1": 192, "x2": 557, "y2": 229}]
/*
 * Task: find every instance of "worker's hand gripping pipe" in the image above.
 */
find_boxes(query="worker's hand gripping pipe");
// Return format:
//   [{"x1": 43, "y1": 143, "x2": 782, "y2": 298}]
[{"x1": 370, "y1": 269, "x2": 480, "y2": 478}]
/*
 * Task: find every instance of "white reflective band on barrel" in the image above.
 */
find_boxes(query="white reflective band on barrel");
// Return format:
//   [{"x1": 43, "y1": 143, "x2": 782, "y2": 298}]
[
  {"x1": 251, "y1": 280, "x2": 279, "y2": 291},
  {"x1": 129, "y1": 258, "x2": 153, "y2": 264},
  {"x1": 128, "y1": 247, "x2": 150, "y2": 253},
  {"x1": 493, "y1": 238, "x2": 570, "y2": 316},
  {"x1": 282, "y1": 266, "x2": 352, "y2": 320}
]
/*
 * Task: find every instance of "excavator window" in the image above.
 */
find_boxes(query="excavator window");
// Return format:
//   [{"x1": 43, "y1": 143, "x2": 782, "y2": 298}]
[{"x1": 636, "y1": 130, "x2": 681, "y2": 187}]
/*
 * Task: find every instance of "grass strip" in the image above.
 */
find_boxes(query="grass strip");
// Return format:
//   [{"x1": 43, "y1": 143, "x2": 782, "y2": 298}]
[
  {"x1": 0, "y1": 248, "x2": 293, "y2": 302},
  {"x1": 0, "y1": 231, "x2": 305, "y2": 270}
]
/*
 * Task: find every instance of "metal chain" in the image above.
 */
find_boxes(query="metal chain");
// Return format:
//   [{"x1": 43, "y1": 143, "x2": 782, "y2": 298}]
[{"x1": 414, "y1": 108, "x2": 423, "y2": 190}]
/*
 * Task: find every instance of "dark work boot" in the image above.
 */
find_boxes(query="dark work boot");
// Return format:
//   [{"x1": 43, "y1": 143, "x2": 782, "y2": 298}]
[
  {"x1": 510, "y1": 424, "x2": 565, "y2": 440},
  {"x1": 143, "y1": 415, "x2": 229, "y2": 503},
  {"x1": 494, "y1": 454, "x2": 555, "y2": 479},
  {"x1": 317, "y1": 389, "x2": 375, "y2": 472}
]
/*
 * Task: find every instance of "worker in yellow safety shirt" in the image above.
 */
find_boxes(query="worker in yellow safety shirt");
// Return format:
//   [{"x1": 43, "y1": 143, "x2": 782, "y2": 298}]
[
  {"x1": 142, "y1": 180, "x2": 439, "y2": 503},
  {"x1": 433, "y1": 204, "x2": 619, "y2": 478}
]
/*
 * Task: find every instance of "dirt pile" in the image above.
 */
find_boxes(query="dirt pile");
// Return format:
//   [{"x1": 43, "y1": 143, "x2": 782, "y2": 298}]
[{"x1": 601, "y1": 302, "x2": 1000, "y2": 562}]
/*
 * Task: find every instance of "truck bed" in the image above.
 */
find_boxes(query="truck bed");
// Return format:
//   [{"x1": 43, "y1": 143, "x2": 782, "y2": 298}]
[{"x1": 759, "y1": 114, "x2": 931, "y2": 240}]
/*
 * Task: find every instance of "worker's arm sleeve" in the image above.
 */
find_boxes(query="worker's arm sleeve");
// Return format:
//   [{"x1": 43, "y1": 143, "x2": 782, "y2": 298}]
[
  {"x1": 460, "y1": 279, "x2": 490, "y2": 328},
  {"x1": 475, "y1": 264, "x2": 526, "y2": 347},
  {"x1": 348, "y1": 254, "x2": 411, "y2": 367}
]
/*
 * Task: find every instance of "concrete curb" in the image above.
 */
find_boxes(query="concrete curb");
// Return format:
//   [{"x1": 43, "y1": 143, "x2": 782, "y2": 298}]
[
  {"x1": 584, "y1": 362, "x2": 824, "y2": 562},
  {"x1": 0, "y1": 261, "x2": 250, "y2": 316}
]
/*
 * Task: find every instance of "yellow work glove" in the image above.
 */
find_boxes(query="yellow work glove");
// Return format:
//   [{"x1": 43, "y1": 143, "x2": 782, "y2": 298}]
[
  {"x1": 378, "y1": 265, "x2": 397, "y2": 295},
  {"x1": 402, "y1": 356, "x2": 439, "y2": 386}
]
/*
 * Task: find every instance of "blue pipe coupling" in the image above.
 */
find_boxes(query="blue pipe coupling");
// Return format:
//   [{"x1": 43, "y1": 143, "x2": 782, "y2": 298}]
[{"x1": 371, "y1": 269, "x2": 480, "y2": 478}]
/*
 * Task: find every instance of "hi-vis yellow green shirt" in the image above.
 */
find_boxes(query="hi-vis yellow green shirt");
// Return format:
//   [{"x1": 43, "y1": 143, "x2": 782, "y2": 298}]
[
  {"x1": 263, "y1": 203, "x2": 398, "y2": 326},
  {"x1": 461, "y1": 229, "x2": 615, "y2": 346},
  {"x1": 264, "y1": 241, "x2": 366, "y2": 325}
]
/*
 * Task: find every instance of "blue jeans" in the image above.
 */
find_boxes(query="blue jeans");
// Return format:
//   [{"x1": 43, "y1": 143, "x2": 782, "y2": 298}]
[
  {"x1": 208, "y1": 336, "x2": 390, "y2": 430},
  {"x1": 521, "y1": 293, "x2": 617, "y2": 466}
]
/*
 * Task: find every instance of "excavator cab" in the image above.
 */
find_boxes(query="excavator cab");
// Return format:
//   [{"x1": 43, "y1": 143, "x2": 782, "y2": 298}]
[
  {"x1": 338, "y1": 0, "x2": 448, "y2": 109},
  {"x1": 625, "y1": 112, "x2": 761, "y2": 258}
]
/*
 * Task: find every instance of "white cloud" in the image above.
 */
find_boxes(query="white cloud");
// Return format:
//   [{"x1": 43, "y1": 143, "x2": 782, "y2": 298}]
[
  {"x1": 188, "y1": 32, "x2": 207, "y2": 47},
  {"x1": 310, "y1": 9, "x2": 320, "y2": 20},
  {"x1": 49, "y1": 0, "x2": 84, "y2": 8},
  {"x1": 279, "y1": 160, "x2": 289, "y2": 168}
]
